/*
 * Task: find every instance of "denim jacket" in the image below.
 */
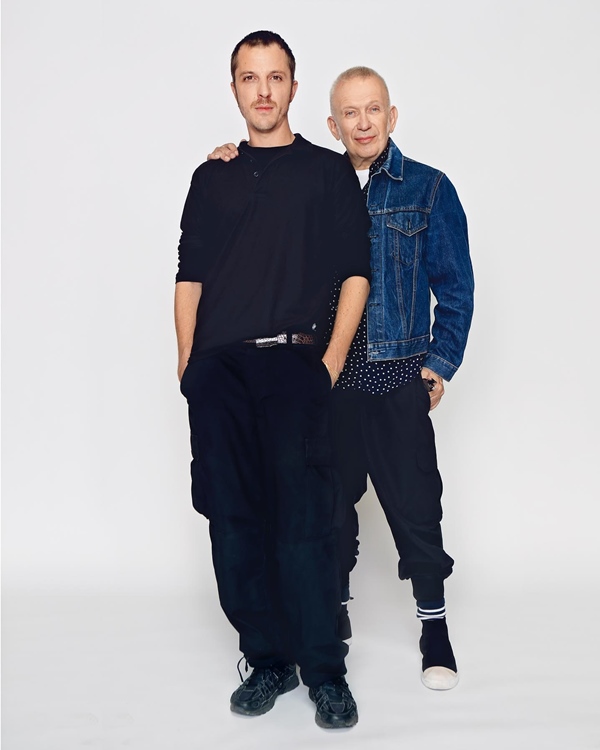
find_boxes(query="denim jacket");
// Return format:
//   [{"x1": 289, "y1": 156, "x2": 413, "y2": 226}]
[{"x1": 365, "y1": 139, "x2": 474, "y2": 381}]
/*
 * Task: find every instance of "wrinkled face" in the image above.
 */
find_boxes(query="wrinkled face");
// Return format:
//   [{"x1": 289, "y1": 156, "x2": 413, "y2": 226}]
[
  {"x1": 231, "y1": 43, "x2": 297, "y2": 142},
  {"x1": 327, "y1": 76, "x2": 398, "y2": 170}
]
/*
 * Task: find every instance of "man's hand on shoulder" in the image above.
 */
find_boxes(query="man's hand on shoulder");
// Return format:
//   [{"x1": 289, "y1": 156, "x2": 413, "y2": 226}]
[
  {"x1": 421, "y1": 366, "x2": 445, "y2": 410},
  {"x1": 207, "y1": 143, "x2": 240, "y2": 162}
]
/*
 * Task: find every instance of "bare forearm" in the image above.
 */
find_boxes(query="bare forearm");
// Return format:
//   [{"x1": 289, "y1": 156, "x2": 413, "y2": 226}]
[
  {"x1": 323, "y1": 276, "x2": 370, "y2": 383},
  {"x1": 174, "y1": 281, "x2": 202, "y2": 379}
]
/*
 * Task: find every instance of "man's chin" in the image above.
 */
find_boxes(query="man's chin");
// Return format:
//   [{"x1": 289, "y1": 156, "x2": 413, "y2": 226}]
[
  {"x1": 348, "y1": 145, "x2": 379, "y2": 164},
  {"x1": 250, "y1": 121, "x2": 276, "y2": 133}
]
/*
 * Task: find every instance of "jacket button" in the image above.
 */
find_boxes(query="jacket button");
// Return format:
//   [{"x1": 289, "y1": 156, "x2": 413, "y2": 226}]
[{"x1": 253, "y1": 171, "x2": 259, "y2": 177}]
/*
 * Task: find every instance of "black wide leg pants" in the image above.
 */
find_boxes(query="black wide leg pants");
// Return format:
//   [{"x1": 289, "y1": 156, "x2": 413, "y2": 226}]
[
  {"x1": 181, "y1": 343, "x2": 347, "y2": 687},
  {"x1": 331, "y1": 377, "x2": 455, "y2": 603}
]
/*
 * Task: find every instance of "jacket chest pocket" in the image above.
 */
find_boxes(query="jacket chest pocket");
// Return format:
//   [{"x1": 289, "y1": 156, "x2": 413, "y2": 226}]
[{"x1": 386, "y1": 211, "x2": 428, "y2": 267}]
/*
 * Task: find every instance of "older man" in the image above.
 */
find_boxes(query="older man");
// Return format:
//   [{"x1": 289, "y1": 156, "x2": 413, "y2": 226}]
[
  {"x1": 327, "y1": 67, "x2": 473, "y2": 691},
  {"x1": 210, "y1": 66, "x2": 474, "y2": 691}
]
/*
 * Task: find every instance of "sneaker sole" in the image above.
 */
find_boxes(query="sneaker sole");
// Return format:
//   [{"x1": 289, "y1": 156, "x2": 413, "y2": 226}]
[
  {"x1": 230, "y1": 672, "x2": 300, "y2": 716},
  {"x1": 314, "y1": 710, "x2": 358, "y2": 729}
]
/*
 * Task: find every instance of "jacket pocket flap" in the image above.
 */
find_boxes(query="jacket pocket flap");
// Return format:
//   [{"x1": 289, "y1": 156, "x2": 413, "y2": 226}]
[{"x1": 386, "y1": 211, "x2": 428, "y2": 236}]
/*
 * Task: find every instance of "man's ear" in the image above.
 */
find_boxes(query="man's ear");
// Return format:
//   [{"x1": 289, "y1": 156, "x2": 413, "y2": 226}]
[
  {"x1": 327, "y1": 115, "x2": 340, "y2": 141},
  {"x1": 388, "y1": 105, "x2": 398, "y2": 134},
  {"x1": 289, "y1": 79, "x2": 298, "y2": 103},
  {"x1": 230, "y1": 81, "x2": 238, "y2": 103}
]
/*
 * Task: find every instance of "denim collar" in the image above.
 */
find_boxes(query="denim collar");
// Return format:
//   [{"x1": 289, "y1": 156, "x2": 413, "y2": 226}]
[{"x1": 371, "y1": 138, "x2": 404, "y2": 182}]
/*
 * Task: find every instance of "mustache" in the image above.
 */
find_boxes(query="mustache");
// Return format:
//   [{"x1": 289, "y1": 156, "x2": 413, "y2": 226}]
[{"x1": 253, "y1": 99, "x2": 275, "y2": 108}]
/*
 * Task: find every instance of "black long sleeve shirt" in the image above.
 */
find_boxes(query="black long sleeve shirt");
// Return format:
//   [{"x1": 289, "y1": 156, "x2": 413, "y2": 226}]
[{"x1": 176, "y1": 134, "x2": 371, "y2": 358}]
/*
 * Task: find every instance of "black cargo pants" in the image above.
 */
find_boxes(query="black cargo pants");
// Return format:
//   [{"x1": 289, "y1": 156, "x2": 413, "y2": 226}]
[
  {"x1": 331, "y1": 376, "x2": 455, "y2": 603},
  {"x1": 181, "y1": 342, "x2": 347, "y2": 687}
]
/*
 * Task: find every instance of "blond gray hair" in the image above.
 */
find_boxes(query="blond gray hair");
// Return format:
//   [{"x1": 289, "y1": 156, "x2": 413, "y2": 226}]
[{"x1": 329, "y1": 66, "x2": 391, "y2": 113}]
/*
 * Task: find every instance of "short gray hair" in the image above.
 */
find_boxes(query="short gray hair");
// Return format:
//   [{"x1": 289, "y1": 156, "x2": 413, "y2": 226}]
[{"x1": 329, "y1": 66, "x2": 391, "y2": 113}]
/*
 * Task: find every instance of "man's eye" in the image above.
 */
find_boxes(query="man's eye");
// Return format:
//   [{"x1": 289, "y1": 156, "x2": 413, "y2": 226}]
[
  {"x1": 272, "y1": 75, "x2": 283, "y2": 81},
  {"x1": 345, "y1": 111, "x2": 356, "y2": 117}
]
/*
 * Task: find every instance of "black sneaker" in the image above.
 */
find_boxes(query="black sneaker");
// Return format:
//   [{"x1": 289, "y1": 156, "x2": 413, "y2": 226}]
[
  {"x1": 230, "y1": 663, "x2": 299, "y2": 716},
  {"x1": 308, "y1": 676, "x2": 358, "y2": 729}
]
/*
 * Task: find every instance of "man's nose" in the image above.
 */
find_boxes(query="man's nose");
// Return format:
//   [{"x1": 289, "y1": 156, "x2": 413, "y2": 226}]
[
  {"x1": 357, "y1": 112, "x2": 371, "y2": 130},
  {"x1": 258, "y1": 79, "x2": 272, "y2": 99}
]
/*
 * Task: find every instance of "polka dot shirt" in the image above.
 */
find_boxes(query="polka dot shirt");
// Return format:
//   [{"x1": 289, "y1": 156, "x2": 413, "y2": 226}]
[{"x1": 328, "y1": 285, "x2": 423, "y2": 394}]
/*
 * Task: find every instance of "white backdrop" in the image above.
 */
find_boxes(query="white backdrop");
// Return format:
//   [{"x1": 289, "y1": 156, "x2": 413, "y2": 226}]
[{"x1": 3, "y1": 0, "x2": 600, "y2": 602}]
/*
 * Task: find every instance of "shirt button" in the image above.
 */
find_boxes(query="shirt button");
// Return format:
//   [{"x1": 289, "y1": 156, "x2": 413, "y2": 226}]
[{"x1": 253, "y1": 171, "x2": 259, "y2": 177}]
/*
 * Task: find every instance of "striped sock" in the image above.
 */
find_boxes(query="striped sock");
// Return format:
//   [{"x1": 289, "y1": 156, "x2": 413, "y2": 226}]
[{"x1": 416, "y1": 599, "x2": 446, "y2": 621}]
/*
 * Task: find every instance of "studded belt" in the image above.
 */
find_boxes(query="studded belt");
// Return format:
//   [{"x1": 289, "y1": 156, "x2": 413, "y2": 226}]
[{"x1": 243, "y1": 331, "x2": 316, "y2": 347}]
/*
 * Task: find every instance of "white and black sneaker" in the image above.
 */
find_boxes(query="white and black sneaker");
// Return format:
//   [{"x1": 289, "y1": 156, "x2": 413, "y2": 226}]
[{"x1": 419, "y1": 619, "x2": 459, "y2": 690}]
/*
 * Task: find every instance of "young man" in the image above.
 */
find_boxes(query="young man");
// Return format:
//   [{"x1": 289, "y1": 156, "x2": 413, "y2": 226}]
[
  {"x1": 175, "y1": 32, "x2": 371, "y2": 728},
  {"x1": 209, "y1": 66, "x2": 474, "y2": 691}
]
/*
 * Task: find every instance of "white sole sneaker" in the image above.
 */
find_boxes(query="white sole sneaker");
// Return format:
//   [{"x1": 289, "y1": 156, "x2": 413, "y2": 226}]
[{"x1": 421, "y1": 666, "x2": 459, "y2": 690}]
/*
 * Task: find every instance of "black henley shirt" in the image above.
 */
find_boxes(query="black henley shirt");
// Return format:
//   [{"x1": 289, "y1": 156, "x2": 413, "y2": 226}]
[{"x1": 176, "y1": 134, "x2": 371, "y2": 359}]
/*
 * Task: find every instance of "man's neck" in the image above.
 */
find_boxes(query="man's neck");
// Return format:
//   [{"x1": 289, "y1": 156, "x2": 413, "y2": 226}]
[
  {"x1": 247, "y1": 123, "x2": 295, "y2": 148},
  {"x1": 350, "y1": 158, "x2": 373, "y2": 170}
]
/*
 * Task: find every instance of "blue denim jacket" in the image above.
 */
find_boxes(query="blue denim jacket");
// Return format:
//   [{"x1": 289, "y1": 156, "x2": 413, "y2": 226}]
[{"x1": 365, "y1": 139, "x2": 474, "y2": 381}]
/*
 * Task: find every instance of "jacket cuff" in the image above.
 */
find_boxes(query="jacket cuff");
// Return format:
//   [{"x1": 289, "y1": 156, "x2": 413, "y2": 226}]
[{"x1": 422, "y1": 353, "x2": 458, "y2": 381}]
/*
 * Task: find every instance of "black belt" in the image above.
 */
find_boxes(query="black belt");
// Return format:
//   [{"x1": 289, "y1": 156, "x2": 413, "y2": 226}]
[{"x1": 243, "y1": 331, "x2": 316, "y2": 347}]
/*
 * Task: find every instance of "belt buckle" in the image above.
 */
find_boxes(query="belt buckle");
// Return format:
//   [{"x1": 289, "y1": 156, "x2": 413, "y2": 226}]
[
  {"x1": 255, "y1": 334, "x2": 286, "y2": 348},
  {"x1": 248, "y1": 331, "x2": 315, "y2": 347}
]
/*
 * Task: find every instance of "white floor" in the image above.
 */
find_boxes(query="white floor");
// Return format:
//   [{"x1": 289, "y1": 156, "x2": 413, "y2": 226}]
[{"x1": 3, "y1": 582, "x2": 599, "y2": 750}]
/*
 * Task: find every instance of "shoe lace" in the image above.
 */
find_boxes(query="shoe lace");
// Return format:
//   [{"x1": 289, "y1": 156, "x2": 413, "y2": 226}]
[
  {"x1": 236, "y1": 659, "x2": 288, "y2": 697},
  {"x1": 313, "y1": 677, "x2": 352, "y2": 711},
  {"x1": 236, "y1": 656, "x2": 249, "y2": 683}
]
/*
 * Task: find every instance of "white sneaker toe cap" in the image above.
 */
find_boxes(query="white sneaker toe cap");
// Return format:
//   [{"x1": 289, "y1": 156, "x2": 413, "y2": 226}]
[{"x1": 421, "y1": 666, "x2": 459, "y2": 691}]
